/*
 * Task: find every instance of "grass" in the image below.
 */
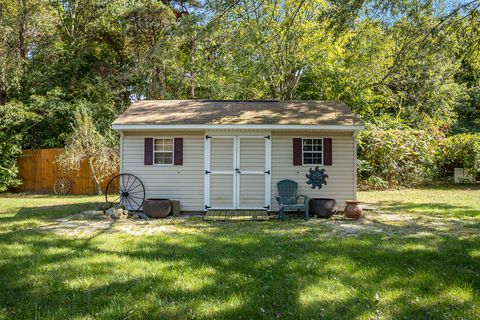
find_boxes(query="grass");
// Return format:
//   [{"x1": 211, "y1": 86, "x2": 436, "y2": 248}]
[
  {"x1": 360, "y1": 184, "x2": 480, "y2": 218},
  {"x1": 0, "y1": 187, "x2": 479, "y2": 319}
]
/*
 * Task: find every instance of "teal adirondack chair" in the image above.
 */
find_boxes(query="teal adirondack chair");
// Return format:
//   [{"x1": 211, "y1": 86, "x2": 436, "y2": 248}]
[{"x1": 276, "y1": 179, "x2": 309, "y2": 221}]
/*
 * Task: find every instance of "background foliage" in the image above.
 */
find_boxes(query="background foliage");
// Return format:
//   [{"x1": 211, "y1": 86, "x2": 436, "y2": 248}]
[
  {"x1": 438, "y1": 134, "x2": 480, "y2": 176},
  {"x1": 1, "y1": 0, "x2": 480, "y2": 190},
  {"x1": 357, "y1": 125, "x2": 440, "y2": 189}
]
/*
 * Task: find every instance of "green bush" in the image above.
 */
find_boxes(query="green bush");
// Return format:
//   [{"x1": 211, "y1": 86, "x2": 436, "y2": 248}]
[
  {"x1": 357, "y1": 126, "x2": 438, "y2": 189},
  {"x1": 0, "y1": 102, "x2": 38, "y2": 192},
  {"x1": 437, "y1": 134, "x2": 480, "y2": 179}
]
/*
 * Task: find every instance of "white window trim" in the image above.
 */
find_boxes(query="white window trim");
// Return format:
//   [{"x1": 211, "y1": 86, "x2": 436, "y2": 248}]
[
  {"x1": 152, "y1": 136, "x2": 175, "y2": 166},
  {"x1": 301, "y1": 137, "x2": 324, "y2": 166}
]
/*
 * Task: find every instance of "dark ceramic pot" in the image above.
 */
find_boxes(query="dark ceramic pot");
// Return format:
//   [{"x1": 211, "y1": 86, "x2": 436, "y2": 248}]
[
  {"x1": 309, "y1": 198, "x2": 337, "y2": 218},
  {"x1": 143, "y1": 199, "x2": 172, "y2": 218}
]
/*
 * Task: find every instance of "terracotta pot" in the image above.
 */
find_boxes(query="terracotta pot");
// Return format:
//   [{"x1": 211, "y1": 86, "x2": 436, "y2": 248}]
[
  {"x1": 143, "y1": 199, "x2": 172, "y2": 218},
  {"x1": 344, "y1": 200, "x2": 363, "y2": 219}
]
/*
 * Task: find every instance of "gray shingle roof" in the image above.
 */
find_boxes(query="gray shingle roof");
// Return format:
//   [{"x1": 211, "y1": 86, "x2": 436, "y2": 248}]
[{"x1": 113, "y1": 100, "x2": 363, "y2": 126}]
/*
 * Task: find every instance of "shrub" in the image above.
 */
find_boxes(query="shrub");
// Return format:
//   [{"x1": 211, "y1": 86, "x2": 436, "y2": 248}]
[
  {"x1": 357, "y1": 125, "x2": 439, "y2": 189},
  {"x1": 56, "y1": 104, "x2": 119, "y2": 195},
  {"x1": 437, "y1": 134, "x2": 480, "y2": 179}
]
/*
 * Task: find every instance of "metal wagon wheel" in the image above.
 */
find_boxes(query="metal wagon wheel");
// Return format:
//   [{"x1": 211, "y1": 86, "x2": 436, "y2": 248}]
[
  {"x1": 105, "y1": 174, "x2": 145, "y2": 213},
  {"x1": 53, "y1": 177, "x2": 72, "y2": 195}
]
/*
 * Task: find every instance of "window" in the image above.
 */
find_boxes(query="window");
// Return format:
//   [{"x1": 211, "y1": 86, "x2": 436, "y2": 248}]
[
  {"x1": 154, "y1": 138, "x2": 174, "y2": 165},
  {"x1": 302, "y1": 138, "x2": 323, "y2": 165}
]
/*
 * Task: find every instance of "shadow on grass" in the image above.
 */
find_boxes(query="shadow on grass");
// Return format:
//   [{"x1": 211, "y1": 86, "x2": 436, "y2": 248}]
[{"x1": 0, "y1": 218, "x2": 479, "y2": 319}]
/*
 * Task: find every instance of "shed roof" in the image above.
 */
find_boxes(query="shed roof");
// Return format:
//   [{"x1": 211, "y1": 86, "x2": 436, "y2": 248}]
[{"x1": 112, "y1": 100, "x2": 363, "y2": 128}]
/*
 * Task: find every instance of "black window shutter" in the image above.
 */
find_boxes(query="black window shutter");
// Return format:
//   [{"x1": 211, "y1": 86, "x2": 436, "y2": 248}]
[
  {"x1": 324, "y1": 138, "x2": 332, "y2": 165},
  {"x1": 174, "y1": 138, "x2": 183, "y2": 165},
  {"x1": 293, "y1": 138, "x2": 302, "y2": 166},
  {"x1": 144, "y1": 138, "x2": 153, "y2": 165}
]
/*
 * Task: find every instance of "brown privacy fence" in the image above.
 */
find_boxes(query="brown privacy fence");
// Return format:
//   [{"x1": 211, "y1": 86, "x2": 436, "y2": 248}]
[{"x1": 17, "y1": 148, "x2": 118, "y2": 195}]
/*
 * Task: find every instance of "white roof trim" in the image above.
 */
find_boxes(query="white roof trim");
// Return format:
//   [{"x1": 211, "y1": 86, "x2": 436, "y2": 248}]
[{"x1": 112, "y1": 124, "x2": 365, "y2": 131}]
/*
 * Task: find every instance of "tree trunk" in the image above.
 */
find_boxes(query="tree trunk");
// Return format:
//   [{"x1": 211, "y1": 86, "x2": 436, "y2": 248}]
[
  {"x1": 188, "y1": 40, "x2": 196, "y2": 98},
  {"x1": 0, "y1": 83, "x2": 6, "y2": 105},
  {"x1": 88, "y1": 157, "x2": 102, "y2": 195},
  {"x1": 18, "y1": 0, "x2": 28, "y2": 61}
]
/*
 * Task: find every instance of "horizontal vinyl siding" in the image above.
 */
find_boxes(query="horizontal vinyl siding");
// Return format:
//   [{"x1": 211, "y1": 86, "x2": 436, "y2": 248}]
[
  {"x1": 271, "y1": 133, "x2": 355, "y2": 211},
  {"x1": 239, "y1": 175, "x2": 265, "y2": 207},
  {"x1": 239, "y1": 138, "x2": 265, "y2": 171},
  {"x1": 122, "y1": 133, "x2": 204, "y2": 211},
  {"x1": 210, "y1": 174, "x2": 234, "y2": 208},
  {"x1": 121, "y1": 130, "x2": 356, "y2": 212},
  {"x1": 210, "y1": 138, "x2": 234, "y2": 171}
]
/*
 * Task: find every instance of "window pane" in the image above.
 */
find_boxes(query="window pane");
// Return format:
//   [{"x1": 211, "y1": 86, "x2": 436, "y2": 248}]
[
  {"x1": 303, "y1": 152, "x2": 322, "y2": 165},
  {"x1": 163, "y1": 144, "x2": 173, "y2": 151},
  {"x1": 303, "y1": 144, "x2": 313, "y2": 151},
  {"x1": 304, "y1": 153, "x2": 313, "y2": 164},
  {"x1": 302, "y1": 138, "x2": 323, "y2": 163},
  {"x1": 154, "y1": 138, "x2": 174, "y2": 152},
  {"x1": 154, "y1": 152, "x2": 173, "y2": 164}
]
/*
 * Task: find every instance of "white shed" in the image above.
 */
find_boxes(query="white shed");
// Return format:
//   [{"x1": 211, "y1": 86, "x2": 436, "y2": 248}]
[{"x1": 112, "y1": 100, "x2": 364, "y2": 212}]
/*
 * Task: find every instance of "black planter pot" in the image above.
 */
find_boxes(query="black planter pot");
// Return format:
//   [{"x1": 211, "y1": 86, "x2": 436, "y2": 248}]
[
  {"x1": 143, "y1": 199, "x2": 172, "y2": 218},
  {"x1": 309, "y1": 198, "x2": 337, "y2": 218}
]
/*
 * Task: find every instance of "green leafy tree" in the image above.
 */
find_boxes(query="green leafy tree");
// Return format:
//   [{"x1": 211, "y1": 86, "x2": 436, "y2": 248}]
[{"x1": 0, "y1": 102, "x2": 38, "y2": 192}]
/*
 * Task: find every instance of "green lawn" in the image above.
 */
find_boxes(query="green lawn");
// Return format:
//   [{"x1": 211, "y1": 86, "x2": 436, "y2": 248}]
[
  {"x1": 360, "y1": 185, "x2": 480, "y2": 218},
  {"x1": 0, "y1": 188, "x2": 479, "y2": 319}
]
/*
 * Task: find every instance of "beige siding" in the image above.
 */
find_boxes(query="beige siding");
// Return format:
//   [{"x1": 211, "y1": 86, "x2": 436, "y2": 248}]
[
  {"x1": 210, "y1": 137, "x2": 234, "y2": 171},
  {"x1": 122, "y1": 132, "x2": 204, "y2": 211},
  {"x1": 210, "y1": 174, "x2": 234, "y2": 208},
  {"x1": 271, "y1": 133, "x2": 355, "y2": 211},
  {"x1": 239, "y1": 138, "x2": 265, "y2": 171},
  {"x1": 238, "y1": 137, "x2": 266, "y2": 208},
  {"x1": 239, "y1": 175, "x2": 265, "y2": 207},
  {"x1": 121, "y1": 130, "x2": 356, "y2": 212}
]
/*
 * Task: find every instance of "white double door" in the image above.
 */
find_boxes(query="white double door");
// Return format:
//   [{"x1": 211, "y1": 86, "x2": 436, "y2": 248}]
[{"x1": 205, "y1": 135, "x2": 271, "y2": 210}]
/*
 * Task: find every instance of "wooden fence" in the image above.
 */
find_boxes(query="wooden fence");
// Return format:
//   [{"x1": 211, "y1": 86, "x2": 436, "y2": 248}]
[{"x1": 17, "y1": 148, "x2": 118, "y2": 195}]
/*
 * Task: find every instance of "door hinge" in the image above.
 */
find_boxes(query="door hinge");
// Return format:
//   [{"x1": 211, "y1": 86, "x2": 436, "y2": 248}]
[
  {"x1": 205, "y1": 170, "x2": 211, "y2": 174},
  {"x1": 205, "y1": 135, "x2": 211, "y2": 139},
  {"x1": 264, "y1": 135, "x2": 271, "y2": 139},
  {"x1": 263, "y1": 205, "x2": 270, "y2": 210},
  {"x1": 264, "y1": 170, "x2": 270, "y2": 175},
  {"x1": 205, "y1": 205, "x2": 211, "y2": 210}
]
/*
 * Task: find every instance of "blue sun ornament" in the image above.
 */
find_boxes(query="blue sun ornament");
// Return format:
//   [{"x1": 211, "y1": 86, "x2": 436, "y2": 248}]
[{"x1": 306, "y1": 166, "x2": 328, "y2": 189}]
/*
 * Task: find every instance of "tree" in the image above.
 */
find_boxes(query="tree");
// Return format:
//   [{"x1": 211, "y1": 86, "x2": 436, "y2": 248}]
[
  {"x1": 0, "y1": 0, "x2": 479, "y2": 153},
  {"x1": 57, "y1": 103, "x2": 119, "y2": 195},
  {"x1": 0, "y1": 101, "x2": 38, "y2": 192}
]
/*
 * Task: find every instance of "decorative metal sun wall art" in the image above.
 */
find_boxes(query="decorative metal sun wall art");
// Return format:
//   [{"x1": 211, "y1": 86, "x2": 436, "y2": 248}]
[{"x1": 306, "y1": 166, "x2": 328, "y2": 189}]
